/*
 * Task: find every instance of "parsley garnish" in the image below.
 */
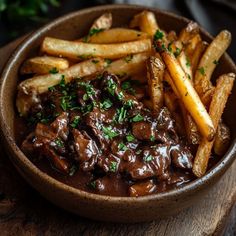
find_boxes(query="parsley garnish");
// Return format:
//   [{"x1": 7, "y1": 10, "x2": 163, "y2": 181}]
[
  {"x1": 136, "y1": 150, "x2": 142, "y2": 155},
  {"x1": 124, "y1": 54, "x2": 133, "y2": 63},
  {"x1": 102, "y1": 126, "x2": 119, "y2": 139},
  {"x1": 48, "y1": 86, "x2": 56, "y2": 92},
  {"x1": 116, "y1": 107, "x2": 127, "y2": 123},
  {"x1": 198, "y1": 67, "x2": 205, "y2": 75},
  {"x1": 100, "y1": 99, "x2": 113, "y2": 110},
  {"x1": 89, "y1": 181, "x2": 96, "y2": 189},
  {"x1": 121, "y1": 81, "x2": 131, "y2": 90},
  {"x1": 106, "y1": 79, "x2": 117, "y2": 96},
  {"x1": 117, "y1": 91, "x2": 124, "y2": 101},
  {"x1": 60, "y1": 97, "x2": 68, "y2": 111},
  {"x1": 105, "y1": 58, "x2": 112, "y2": 66},
  {"x1": 144, "y1": 154, "x2": 154, "y2": 162},
  {"x1": 78, "y1": 54, "x2": 93, "y2": 60},
  {"x1": 213, "y1": 60, "x2": 219, "y2": 65},
  {"x1": 174, "y1": 47, "x2": 181, "y2": 57},
  {"x1": 49, "y1": 67, "x2": 58, "y2": 74},
  {"x1": 59, "y1": 75, "x2": 66, "y2": 88},
  {"x1": 69, "y1": 165, "x2": 77, "y2": 176},
  {"x1": 109, "y1": 161, "x2": 118, "y2": 172},
  {"x1": 131, "y1": 114, "x2": 144, "y2": 122},
  {"x1": 154, "y1": 30, "x2": 164, "y2": 40},
  {"x1": 54, "y1": 138, "x2": 64, "y2": 148},
  {"x1": 124, "y1": 99, "x2": 134, "y2": 108},
  {"x1": 150, "y1": 135, "x2": 155, "y2": 142},
  {"x1": 70, "y1": 116, "x2": 80, "y2": 128},
  {"x1": 126, "y1": 134, "x2": 135, "y2": 142},
  {"x1": 118, "y1": 142, "x2": 128, "y2": 151},
  {"x1": 167, "y1": 43, "x2": 173, "y2": 52},
  {"x1": 186, "y1": 57, "x2": 191, "y2": 67},
  {"x1": 89, "y1": 28, "x2": 104, "y2": 36},
  {"x1": 91, "y1": 59, "x2": 99, "y2": 64}
]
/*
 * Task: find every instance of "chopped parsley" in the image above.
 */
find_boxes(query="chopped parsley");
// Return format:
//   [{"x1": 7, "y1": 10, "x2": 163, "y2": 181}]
[
  {"x1": 198, "y1": 67, "x2": 205, "y2": 75},
  {"x1": 154, "y1": 30, "x2": 164, "y2": 40},
  {"x1": 174, "y1": 47, "x2": 181, "y2": 57},
  {"x1": 213, "y1": 60, "x2": 219, "y2": 65},
  {"x1": 131, "y1": 114, "x2": 144, "y2": 122},
  {"x1": 105, "y1": 58, "x2": 112, "y2": 66},
  {"x1": 116, "y1": 106, "x2": 127, "y2": 123},
  {"x1": 187, "y1": 74, "x2": 191, "y2": 80},
  {"x1": 186, "y1": 57, "x2": 191, "y2": 67},
  {"x1": 126, "y1": 134, "x2": 135, "y2": 142},
  {"x1": 89, "y1": 28, "x2": 104, "y2": 36},
  {"x1": 49, "y1": 67, "x2": 59, "y2": 74},
  {"x1": 59, "y1": 75, "x2": 66, "y2": 88},
  {"x1": 144, "y1": 154, "x2": 154, "y2": 162},
  {"x1": 60, "y1": 96, "x2": 68, "y2": 111},
  {"x1": 118, "y1": 142, "x2": 128, "y2": 151},
  {"x1": 48, "y1": 86, "x2": 56, "y2": 92},
  {"x1": 124, "y1": 54, "x2": 133, "y2": 63},
  {"x1": 102, "y1": 126, "x2": 119, "y2": 139},
  {"x1": 117, "y1": 91, "x2": 124, "y2": 101},
  {"x1": 136, "y1": 149, "x2": 142, "y2": 155},
  {"x1": 69, "y1": 165, "x2": 77, "y2": 176},
  {"x1": 78, "y1": 54, "x2": 93, "y2": 60},
  {"x1": 124, "y1": 99, "x2": 134, "y2": 108},
  {"x1": 121, "y1": 81, "x2": 135, "y2": 95},
  {"x1": 150, "y1": 135, "x2": 155, "y2": 142},
  {"x1": 70, "y1": 116, "x2": 80, "y2": 128},
  {"x1": 106, "y1": 79, "x2": 117, "y2": 96},
  {"x1": 109, "y1": 161, "x2": 118, "y2": 172},
  {"x1": 91, "y1": 59, "x2": 99, "y2": 64},
  {"x1": 89, "y1": 181, "x2": 96, "y2": 189},
  {"x1": 167, "y1": 43, "x2": 173, "y2": 52},
  {"x1": 54, "y1": 138, "x2": 64, "y2": 148},
  {"x1": 100, "y1": 99, "x2": 113, "y2": 110}
]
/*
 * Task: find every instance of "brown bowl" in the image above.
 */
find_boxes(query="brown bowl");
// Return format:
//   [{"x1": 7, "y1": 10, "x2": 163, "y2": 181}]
[{"x1": 0, "y1": 4, "x2": 236, "y2": 223}]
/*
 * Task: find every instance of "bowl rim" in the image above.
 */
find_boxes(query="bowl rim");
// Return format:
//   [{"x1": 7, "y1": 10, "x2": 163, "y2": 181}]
[{"x1": 0, "y1": 4, "x2": 236, "y2": 203}]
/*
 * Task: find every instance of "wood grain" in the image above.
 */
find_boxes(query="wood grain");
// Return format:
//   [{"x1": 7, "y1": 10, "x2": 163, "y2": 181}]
[{"x1": 0, "y1": 38, "x2": 235, "y2": 236}]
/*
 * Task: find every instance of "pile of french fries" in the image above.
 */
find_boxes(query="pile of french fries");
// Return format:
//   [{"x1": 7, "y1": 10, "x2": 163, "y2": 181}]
[{"x1": 17, "y1": 11, "x2": 235, "y2": 178}]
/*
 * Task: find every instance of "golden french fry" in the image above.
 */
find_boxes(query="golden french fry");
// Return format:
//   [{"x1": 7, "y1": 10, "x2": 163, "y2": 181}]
[
  {"x1": 41, "y1": 37, "x2": 152, "y2": 60},
  {"x1": 179, "y1": 21, "x2": 199, "y2": 45},
  {"x1": 214, "y1": 122, "x2": 231, "y2": 156},
  {"x1": 194, "y1": 30, "x2": 231, "y2": 105},
  {"x1": 185, "y1": 34, "x2": 201, "y2": 58},
  {"x1": 146, "y1": 56, "x2": 165, "y2": 113},
  {"x1": 90, "y1": 13, "x2": 112, "y2": 30},
  {"x1": 160, "y1": 49, "x2": 215, "y2": 141},
  {"x1": 193, "y1": 73, "x2": 235, "y2": 177},
  {"x1": 191, "y1": 41, "x2": 207, "y2": 76},
  {"x1": 107, "y1": 52, "x2": 149, "y2": 78},
  {"x1": 17, "y1": 58, "x2": 106, "y2": 116},
  {"x1": 88, "y1": 28, "x2": 149, "y2": 44},
  {"x1": 177, "y1": 50, "x2": 193, "y2": 80},
  {"x1": 129, "y1": 11, "x2": 158, "y2": 37},
  {"x1": 163, "y1": 71, "x2": 179, "y2": 96},
  {"x1": 20, "y1": 56, "x2": 69, "y2": 75}
]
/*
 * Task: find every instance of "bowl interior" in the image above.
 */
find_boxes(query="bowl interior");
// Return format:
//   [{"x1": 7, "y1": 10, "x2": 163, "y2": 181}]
[{"x1": 0, "y1": 4, "x2": 236, "y2": 201}]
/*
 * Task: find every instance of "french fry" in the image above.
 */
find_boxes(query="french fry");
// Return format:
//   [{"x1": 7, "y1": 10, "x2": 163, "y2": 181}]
[
  {"x1": 193, "y1": 73, "x2": 235, "y2": 177},
  {"x1": 107, "y1": 52, "x2": 149, "y2": 78},
  {"x1": 17, "y1": 58, "x2": 106, "y2": 116},
  {"x1": 191, "y1": 41, "x2": 207, "y2": 76},
  {"x1": 194, "y1": 30, "x2": 231, "y2": 105},
  {"x1": 163, "y1": 71, "x2": 179, "y2": 96},
  {"x1": 90, "y1": 13, "x2": 112, "y2": 30},
  {"x1": 160, "y1": 49, "x2": 215, "y2": 141},
  {"x1": 41, "y1": 37, "x2": 151, "y2": 60},
  {"x1": 129, "y1": 11, "x2": 159, "y2": 37},
  {"x1": 179, "y1": 22, "x2": 199, "y2": 45},
  {"x1": 184, "y1": 34, "x2": 201, "y2": 59},
  {"x1": 88, "y1": 28, "x2": 149, "y2": 44},
  {"x1": 177, "y1": 50, "x2": 192, "y2": 80},
  {"x1": 20, "y1": 56, "x2": 69, "y2": 75},
  {"x1": 146, "y1": 56, "x2": 165, "y2": 113},
  {"x1": 214, "y1": 122, "x2": 231, "y2": 156}
]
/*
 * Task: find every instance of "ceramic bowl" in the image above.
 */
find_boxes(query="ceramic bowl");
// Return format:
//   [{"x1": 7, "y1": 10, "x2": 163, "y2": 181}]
[{"x1": 0, "y1": 4, "x2": 235, "y2": 222}]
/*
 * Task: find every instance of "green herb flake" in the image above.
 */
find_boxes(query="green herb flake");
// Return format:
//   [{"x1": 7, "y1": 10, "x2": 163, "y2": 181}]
[
  {"x1": 124, "y1": 99, "x2": 134, "y2": 108},
  {"x1": 144, "y1": 154, "x2": 154, "y2": 162},
  {"x1": 136, "y1": 149, "x2": 142, "y2": 155},
  {"x1": 70, "y1": 116, "x2": 80, "y2": 128},
  {"x1": 187, "y1": 74, "x2": 191, "y2": 80},
  {"x1": 154, "y1": 30, "x2": 164, "y2": 40},
  {"x1": 88, "y1": 28, "x2": 104, "y2": 37},
  {"x1": 116, "y1": 107, "x2": 127, "y2": 123},
  {"x1": 126, "y1": 134, "x2": 135, "y2": 142},
  {"x1": 48, "y1": 86, "x2": 56, "y2": 92},
  {"x1": 100, "y1": 99, "x2": 113, "y2": 110},
  {"x1": 106, "y1": 79, "x2": 117, "y2": 96},
  {"x1": 109, "y1": 161, "x2": 118, "y2": 172},
  {"x1": 198, "y1": 67, "x2": 205, "y2": 76},
  {"x1": 167, "y1": 43, "x2": 173, "y2": 52},
  {"x1": 54, "y1": 138, "x2": 64, "y2": 148},
  {"x1": 124, "y1": 54, "x2": 133, "y2": 63},
  {"x1": 121, "y1": 81, "x2": 131, "y2": 90},
  {"x1": 174, "y1": 47, "x2": 181, "y2": 57},
  {"x1": 105, "y1": 58, "x2": 112, "y2": 66},
  {"x1": 150, "y1": 135, "x2": 155, "y2": 142},
  {"x1": 118, "y1": 142, "x2": 128, "y2": 151},
  {"x1": 132, "y1": 114, "x2": 144, "y2": 122},
  {"x1": 186, "y1": 57, "x2": 191, "y2": 67},
  {"x1": 69, "y1": 165, "x2": 77, "y2": 176},
  {"x1": 89, "y1": 181, "x2": 96, "y2": 189},
  {"x1": 49, "y1": 67, "x2": 59, "y2": 74},
  {"x1": 213, "y1": 60, "x2": 219, "y2": 65},
  {"x1": 60, "y1": 97, "x2": 68, "y2": 111},
  {"x1": 59, "y1": 75, "x2": 66, "y2": 88},
  {"x1": 91, "y1": 59, "x2": 99, "y2": 64},
  {"x1": 78, "y1": 54, "x2": 93, "y2": 60},
  {"x1": 102, "y1": 126, "x2": 119, "y2": 139}
]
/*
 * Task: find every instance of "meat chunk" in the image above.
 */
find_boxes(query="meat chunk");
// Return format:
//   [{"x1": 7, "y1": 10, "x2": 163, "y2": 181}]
[
  {"x1": 72, "y1": 129, "x2": 99, "y2": 171},
  {"x1": 129, "y1": 180, "x2": 156, "y2": 197},
  {"x1": 97, "y1": 153, "x2": 120, "y2": 173},
  {"x1": 132, "y1": 121, "x2": 154, "y2": 141}
]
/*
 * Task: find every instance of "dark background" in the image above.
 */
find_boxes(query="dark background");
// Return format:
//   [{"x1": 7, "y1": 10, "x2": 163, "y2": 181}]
[{"x1": 0, "y1": 0, "x2": 236, "y2": 61}]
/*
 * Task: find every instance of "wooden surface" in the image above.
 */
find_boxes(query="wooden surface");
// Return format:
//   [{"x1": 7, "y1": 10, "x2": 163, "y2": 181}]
[{"x1": 0, "y1": 37, "x2": 235, "y2": 236}]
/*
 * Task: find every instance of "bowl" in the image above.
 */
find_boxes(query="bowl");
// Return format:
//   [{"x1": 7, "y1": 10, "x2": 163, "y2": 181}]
[{"x1": 0, "y1": 4, "x2": 236, "y2": 223}]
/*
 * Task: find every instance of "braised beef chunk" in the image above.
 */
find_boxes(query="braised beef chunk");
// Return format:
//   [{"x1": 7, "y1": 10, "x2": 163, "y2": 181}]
[{"x1": 21, "y1": 72, "x2": 195, "y2": 197}]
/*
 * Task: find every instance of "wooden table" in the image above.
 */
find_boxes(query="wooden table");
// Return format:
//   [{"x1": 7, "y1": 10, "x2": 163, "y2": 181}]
[{"x1": 0, "y1": 37, "x2": 235, "y2": 236}]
